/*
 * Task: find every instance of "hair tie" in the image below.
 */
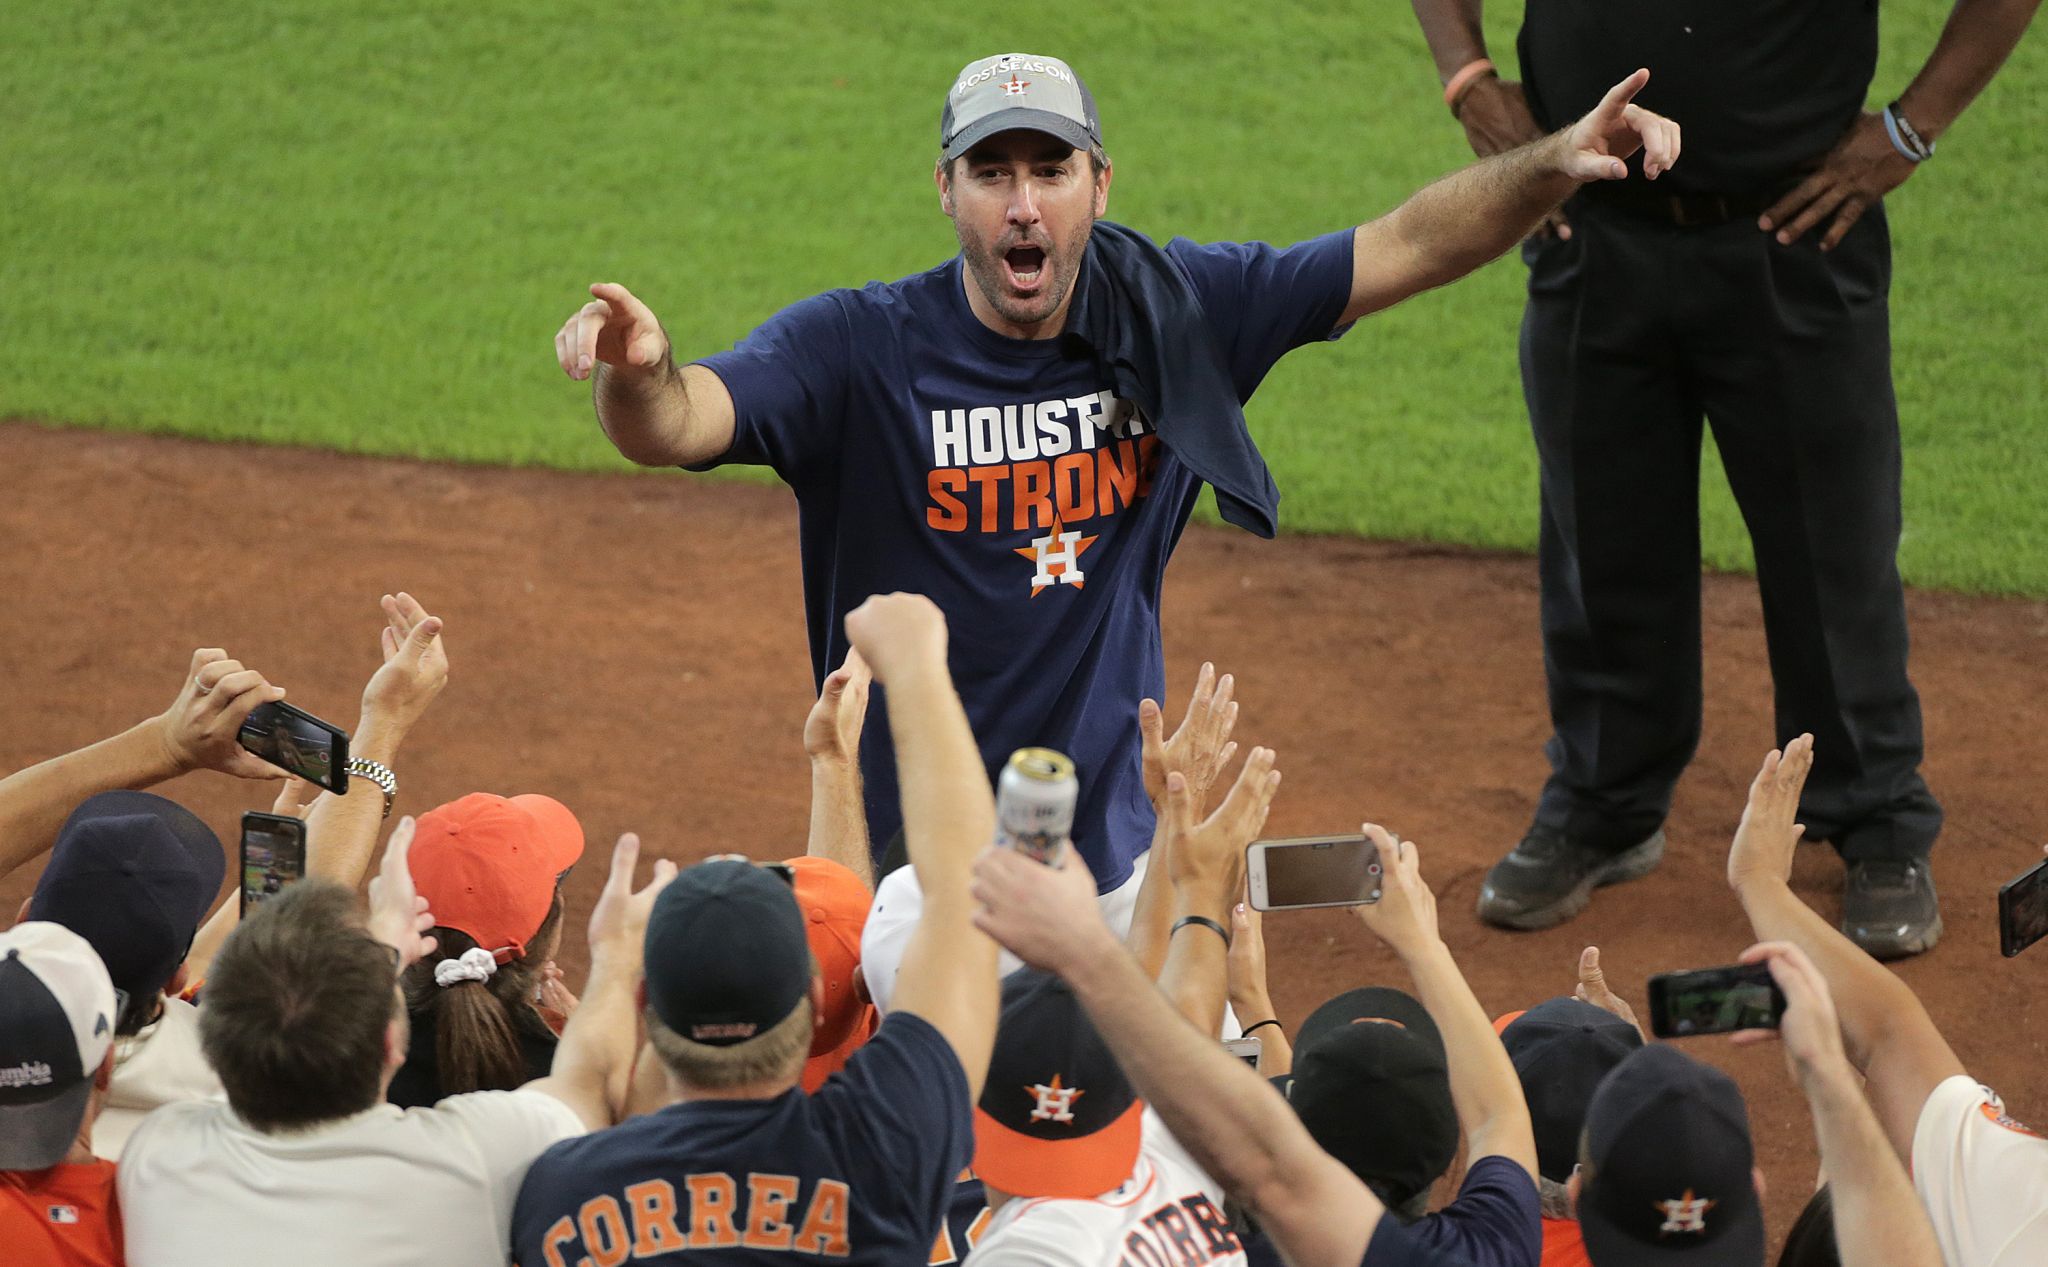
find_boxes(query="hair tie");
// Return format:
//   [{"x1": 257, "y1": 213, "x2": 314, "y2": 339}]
[{"x1": 434, "y1": 946, "x2": 500, "y2": 988}]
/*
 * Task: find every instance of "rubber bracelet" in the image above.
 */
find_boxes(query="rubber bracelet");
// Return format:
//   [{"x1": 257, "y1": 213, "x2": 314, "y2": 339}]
[
  {"x1": 1171, "y1": 915, "x2": 1231, "y2": 948},
  {"x1": 1443, "y1": 58, "x2": 1497, "y2": 116},
  {"x1": 1241, "y1": 1019, "x2": 1283, "y2": 1038},
  {"x1": 1883, "y1": 103, "x2": 1932, "y2": 163}
]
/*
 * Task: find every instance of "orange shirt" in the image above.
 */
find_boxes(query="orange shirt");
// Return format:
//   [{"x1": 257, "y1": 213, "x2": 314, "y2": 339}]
[
  {"x1": 1540, "y1": 1215, "x2": 1592, "y2": 1267},
  {"x1": 1, "y1": 1159, "x2": 124, "y2": 1267}
]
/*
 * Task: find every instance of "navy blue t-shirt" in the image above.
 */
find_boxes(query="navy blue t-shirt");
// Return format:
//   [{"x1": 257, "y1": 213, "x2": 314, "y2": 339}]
[
  {"x1": 696, "y1": 231, "x2": 1355, "y2": 888},
  {"x1": 1247, "y1": 1156, "x2": 1538, "y2": 1267},
  {"x1": 510, "y1": 1013, "x2": 971, "y2": 1264}
]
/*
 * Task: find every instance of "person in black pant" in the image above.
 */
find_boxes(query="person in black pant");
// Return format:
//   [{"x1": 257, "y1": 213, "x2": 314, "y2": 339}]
[{"x1": 1408, "y1": 0, "x2": 2041, "y2": 958}]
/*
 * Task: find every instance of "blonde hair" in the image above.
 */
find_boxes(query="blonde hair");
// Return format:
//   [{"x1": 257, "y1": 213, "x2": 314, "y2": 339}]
[{"x1": 646, "y1": 997, "x2": 813, "y2": 1091}]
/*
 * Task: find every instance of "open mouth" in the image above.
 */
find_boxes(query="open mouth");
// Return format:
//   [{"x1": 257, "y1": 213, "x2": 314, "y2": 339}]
[{"x1": 1003, "y1": 244, "x2": 1047, "y2": 289}]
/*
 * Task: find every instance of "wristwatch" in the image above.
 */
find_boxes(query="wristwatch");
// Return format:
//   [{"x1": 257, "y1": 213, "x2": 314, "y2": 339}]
[{"x1": 344, "y1": 758, "x2": 398, "y2": 818}]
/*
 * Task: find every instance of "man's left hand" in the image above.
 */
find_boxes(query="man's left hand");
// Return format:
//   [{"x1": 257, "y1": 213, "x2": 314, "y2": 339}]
[
  {"x1": 1561, "y1": 68, "x2": 1682, "y2": 183},
  {"x1": 1761, "y1": 112, "x2": 1916, "y2": 251}
]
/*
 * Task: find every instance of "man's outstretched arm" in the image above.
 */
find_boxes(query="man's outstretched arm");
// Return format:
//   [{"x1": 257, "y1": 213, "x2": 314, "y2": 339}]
[
  {"x1": 1725, "y1": 736, "x2": 1966, "y2": 1159},
  {"x1": 553, "y1": 282, "x2": 737, "y2": 467},
  {"x1": 1343, "y1": 69, "x2": 1680, "y2": 322}
]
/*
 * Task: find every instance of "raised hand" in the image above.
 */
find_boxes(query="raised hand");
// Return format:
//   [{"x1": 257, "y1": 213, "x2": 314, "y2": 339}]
[
  {"x1": 362, "y1": 592, "x2": 448, "y2": 733},
  {"x1": 971, "y1": 844, "x2": 1117, "y2": 977},
  {"x1": 1759, "y1": 113, "x2": 1915, "y2": 251},
  {"x1": 156, "y1": 648, "x2": 291, "y2": 780},
  {"x1": 1574, "y1": 946, "x2": 1645, "y2": 1039},
  {"x1": 1140, "y1": 662, "x2": 1240, "y2": 813},
  {"x1": 555, "y1": 282, "x2": 671, "y2": 382},
  {"x1": 804, "y1": 648, "x2": 873, "y2": 764},
  {"x1": 1732, "y1": 941, "x2": 1850, "y2": 1091},
  {"x1": 586, "y1": 832, "x2": 680, "y2": 958},
  {"x1": 1560, "y1": 68, "x2": 1682, "y2": 183},
  {"x1": 1163, "y1": 748, "x2": 1280, "y2": 899},
  {"x1": 536, "y1": 961, "x2": 580, "y2": 1018},
  {"x1": 1354, "y1": 825, "x2": 1441, "y2": 958},
  {"x1": 1727, "y1": 733, "x2": 1815, "y2": 895},
  {"x1": 366, "y1": 816, "x2": 438, "y2": 969},
  {"x1": 1227, "y1": 899, "x2": 1275, "y2": 1019},
  {"x1": 843, "y1": 592, "x2": 947, "y2": 685}
]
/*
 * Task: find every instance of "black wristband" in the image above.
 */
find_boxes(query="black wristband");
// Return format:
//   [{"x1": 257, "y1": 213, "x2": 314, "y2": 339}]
[
  {"x1": 1171, "y1": 914, "x2": 1231, "y2": 948},
  {"x1": 1241, "y1": 1018, "x2": 1283, "y2": 1038}
]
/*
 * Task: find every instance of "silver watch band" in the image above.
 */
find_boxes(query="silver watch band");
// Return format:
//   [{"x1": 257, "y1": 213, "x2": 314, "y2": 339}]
[{"x1": 344, "y1": 758, "x2": 397, "y2": 818}]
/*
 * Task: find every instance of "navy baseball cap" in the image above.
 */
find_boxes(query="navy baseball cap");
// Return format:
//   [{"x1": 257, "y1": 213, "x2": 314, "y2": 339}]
[
  {"x1": 1280, "y1": 988, "x2": 1458, "y2": 1207},
  {"x1": 1499, "y1": 997, "x2": 1644, "y2": 1182},
  {"x1": 941, "y1": 53, "x2": 1102, "y2": 163},
  {"x1": 1579, "y1": 1045, "x2": 1764, "y2": 1267},
  {"x1": 644, "y1": 859, "x2": 810, "y2": 1046},
  {"x1": 29, "y1": 791, "x2": 226, "y2": 1015},
  {"x1": 974, "y1": 969, "x2": 1142, "y2": 1200},
  {"x1": 0, "y1": 923, "x2": 119, "y2": 1170}
]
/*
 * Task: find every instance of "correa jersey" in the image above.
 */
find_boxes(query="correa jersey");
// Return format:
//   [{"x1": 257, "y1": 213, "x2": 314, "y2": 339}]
[
  {"x1": 965, "y1": 1110, "x2": 1245, "y2": 1267},
  {"x1": 511, "y1": 1012, "x2": 972, "y2": 1265},
  {"x1": 0, "y1": 1159, "x2": 123, "y2": 1267},
  {"x1": 1910, "y1": 1075, "x2": 2048, "y2": 1267},
  {"x1": 694, "y1": 231, "x2": 1355, "y2": 890}
]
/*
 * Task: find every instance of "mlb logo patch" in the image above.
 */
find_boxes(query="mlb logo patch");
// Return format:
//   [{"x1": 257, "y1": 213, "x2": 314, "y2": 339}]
[{"x1": 46, "y1": 1204, "x2": 80, "y2": 1224}]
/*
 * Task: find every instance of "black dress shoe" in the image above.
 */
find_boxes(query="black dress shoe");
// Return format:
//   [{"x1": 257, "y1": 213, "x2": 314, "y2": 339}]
[
  {"x1": 1476, "y1": 829, "x2": 1666, "y2": 931},
  {"x1": 1843, "y1": 859, "x2": 1942, "y2": 959}
]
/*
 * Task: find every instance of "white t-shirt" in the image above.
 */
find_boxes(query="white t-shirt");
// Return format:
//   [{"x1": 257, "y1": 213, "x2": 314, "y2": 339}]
[
  {"x1": 968, "y1": 1110, "x2": 1247, "y2": 1266},
  {"x1": 96, "y1": 995, "x2": 223, "y2": 1159},
  {"x1": 1910, "y1": 1075, "x2": 2048, "y2": 1267},
  {"x1": 118, "y1": 1089, "x2": 583, "y2": 1267}
]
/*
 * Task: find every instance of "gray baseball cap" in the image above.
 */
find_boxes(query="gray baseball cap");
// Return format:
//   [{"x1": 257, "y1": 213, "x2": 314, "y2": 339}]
[{"x1": 941, "y1": 53, "x2": 1101, "y2": 162}]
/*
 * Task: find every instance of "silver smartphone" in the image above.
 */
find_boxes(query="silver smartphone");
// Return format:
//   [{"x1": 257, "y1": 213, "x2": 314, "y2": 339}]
[
  {"x1": 1246, "y1": 834, "x2": 1383, "y2": 911},
  {"x1": 1222, "y1": 1036, "x2": 1262, "y2": 1072}
]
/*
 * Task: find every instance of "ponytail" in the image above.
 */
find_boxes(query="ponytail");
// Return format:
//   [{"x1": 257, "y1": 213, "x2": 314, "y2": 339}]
[{"x1": 401, "y1": 891, "x2": 566, "y2": 1098}]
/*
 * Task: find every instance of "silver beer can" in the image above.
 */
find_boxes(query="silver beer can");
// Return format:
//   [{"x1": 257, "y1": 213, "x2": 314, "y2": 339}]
[{"x1": 996, "y1": 747, "x2": 1077, "y2": 865}]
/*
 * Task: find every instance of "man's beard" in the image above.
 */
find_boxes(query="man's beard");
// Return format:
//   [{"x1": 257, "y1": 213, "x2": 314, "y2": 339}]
[{"x1": 958, "y1": 217, "x2": 1093, "y2": 330}]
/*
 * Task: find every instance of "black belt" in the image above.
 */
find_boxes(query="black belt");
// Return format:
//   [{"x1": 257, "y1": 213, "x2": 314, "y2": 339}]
[{"x1": 1575, "y1": 181, "x2": 1779, "y2": 228}]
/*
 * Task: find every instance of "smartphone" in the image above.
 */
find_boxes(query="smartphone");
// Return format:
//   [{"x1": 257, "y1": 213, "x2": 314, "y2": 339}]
[
  {"x1": 238, "y1": 700, "x2": 349, "y2": 793},
  {"x1": 240, "y1": 812, "x2": 308, "y2": 916},
  {"x1": 1998, "y1": 856, "x2": 2048, "y2": 958},
  {"x1": 1246, "y1": 835, "x2": 1383, "y2": 911},
  {"x1": 1646, "y1": 963, "x2": 1785, "y2": 1039},
  {"x1": 761, "y1": 862, "x2": 797, "y2": 887},
  {"x1": 1223, "y1": 1036, "x2": 1262, "y2": 1073}
]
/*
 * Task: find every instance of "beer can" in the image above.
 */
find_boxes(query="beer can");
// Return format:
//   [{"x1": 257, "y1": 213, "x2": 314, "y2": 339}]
[{"x1": 996, "y1": 747, "x2": 1077, "y2": 865}]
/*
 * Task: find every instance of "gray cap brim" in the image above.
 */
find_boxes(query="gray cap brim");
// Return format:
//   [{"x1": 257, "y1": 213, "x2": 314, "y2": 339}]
[
  {"x1": 0, "y1": 1078, "x2": 93, "y2": 1169},
  {"x1": 943, "y1": 108, "x2": 1096, "y2": 162}
]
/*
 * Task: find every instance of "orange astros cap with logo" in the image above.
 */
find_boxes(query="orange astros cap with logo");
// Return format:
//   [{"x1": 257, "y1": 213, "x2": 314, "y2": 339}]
[
  {"x1": 973, "y1": 968, "x2": 1143, "y2": 1200},
  {"x1": 409, "y1": 793, "x2": 585, "y2": 961}
]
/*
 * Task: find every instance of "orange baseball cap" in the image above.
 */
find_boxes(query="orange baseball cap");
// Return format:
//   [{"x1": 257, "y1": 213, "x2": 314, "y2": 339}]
[
  {"x1": 786, "y1": 856, "x2": 876, "y2": 1056},
  {"x1": 409, "y1": 793, "x2": 585, "y2": 961}
]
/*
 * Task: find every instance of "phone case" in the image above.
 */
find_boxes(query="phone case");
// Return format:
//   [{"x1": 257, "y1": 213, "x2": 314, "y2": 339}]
[{"x1": 1997, "y1": 858, "x2": 2048, "y2": 958}]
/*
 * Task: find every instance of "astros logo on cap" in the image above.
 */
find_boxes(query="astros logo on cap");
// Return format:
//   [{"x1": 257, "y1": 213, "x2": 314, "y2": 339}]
[
  {"x1": 1654, "y1": 1190, "x2": 1717, "y2": 1235},
  {"x1": 1026, "y1": 1075, "x2": 1084, "y2": 1124}
]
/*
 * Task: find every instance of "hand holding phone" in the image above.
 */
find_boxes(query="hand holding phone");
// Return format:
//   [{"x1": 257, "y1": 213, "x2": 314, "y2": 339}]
[
  {"x1": 240, "y1": 812, "x2": 308, "y2": 916},
  {"x1": 238, "y1": 701, "x2": 350, "y2": 793},
  {"x1": 1998, "y1": 852, "x2": 2048, "y2": 958},
  {"x1": 1647, "y1": 962, "x2": 1785, "y2": 1039}
]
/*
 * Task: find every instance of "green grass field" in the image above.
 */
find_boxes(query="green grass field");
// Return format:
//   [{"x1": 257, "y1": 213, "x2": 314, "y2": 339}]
[{"x1": 3, "y1": 2, "x2": 2043, "y2": 593}]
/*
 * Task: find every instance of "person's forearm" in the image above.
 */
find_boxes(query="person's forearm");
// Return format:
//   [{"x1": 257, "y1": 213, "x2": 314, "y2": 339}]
[
  {"x1": 887, "y1": 667, "x2": 995, "y2": 905},
  {"x1": 1382, "y1": 132, "x2": 1577, "y2": 290},
  {"x1": 806, "y1": 757, "x2": 873, "y2": 890},
  {"x1": 594, "y1": 361, "x2": 715, "y2": 467},
  {"x1": 1805, "y1": 1065, "x2": 1946, "y2": 1267},
  {"x1": 546, "y1": 941, "x2": 643, "y2": 1128},
  {"x1": 1124, "y1": 816, "x2": 1176, "y2": 978},
  {"x1": 0, "y1": 720, "x2": 182, "y2": 878},
  {"x1": 1158, "y1": 877, "x2": 1234, "y2": 1035},
  {"x1": 1400, "y1": 939, "x2": 1538, "y2": 1174},
  {"x1": 1737, "y1": 880, "x2": 1928, "y2": 1074},
  {"x1": 1409, "y1": 0, "x2": 1490, "y2": 80},
  {"x1": 1897, "y1": 0, "x2": 2042, "y2": 140}
]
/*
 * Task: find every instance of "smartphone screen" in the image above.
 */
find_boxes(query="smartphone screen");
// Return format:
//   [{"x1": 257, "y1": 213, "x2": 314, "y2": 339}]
[
  {"x1": 238, "y1": 701, "x2": 349, "y2": 792},
  {"x1": 1223, "y1": 1036, "x2": 1262, "y2": 1072},
  {"x1": 1647, "y1": 963, "x2": 1784, "y2": 1039},
  {"x1": 1249, "y1": 835, "x2": 1383, "y2": 911},
  {"x1": 1999, "y1": 857, "x2": 2048, "y2": 957},
  {"x1": 241, "y1": 812, "x2": 308, "y2": 916}
]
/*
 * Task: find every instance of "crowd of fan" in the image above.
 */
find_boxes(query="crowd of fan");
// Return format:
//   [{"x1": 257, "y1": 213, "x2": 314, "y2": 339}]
[{"x1": 1, "y1": 592, "x2": 2039, "y2": 1267}]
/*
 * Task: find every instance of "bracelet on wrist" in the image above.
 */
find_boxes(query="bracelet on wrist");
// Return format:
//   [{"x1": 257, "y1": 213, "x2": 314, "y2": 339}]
[
  {"x1": 344, "y1": 758, "x2": 398, "y2": 818},
  {"x1": 1443, "y1": 58, "x2": 1497, "y2": 118},
  {"x1": 1241, "y1": 1018, "x2": 1283, "y2": 1038},
  {"x1": 1883, "y1": 101, "x2": 1934, "y2": 163},
  {"x1": 1170, "y1": 914, "x2": 1231, "y2": 948}
]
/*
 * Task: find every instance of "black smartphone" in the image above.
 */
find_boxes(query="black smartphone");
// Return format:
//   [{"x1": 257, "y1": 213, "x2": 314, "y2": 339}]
[
  {"x1": 238, "y1": 700, "x2": 349, "y2": 793},
  {"x1": 1646, "y1": 963, "x2": 1785, "y2": 1039},
  {"x1": 240, "y1": 812, "x2": 308, "y2": 916},
  {"x1": 761, "y1": 862, "x2": 797, "y2": 887},
  {"x1": 1998, "y1": 857, "x2": 2048, "y2": 958}
]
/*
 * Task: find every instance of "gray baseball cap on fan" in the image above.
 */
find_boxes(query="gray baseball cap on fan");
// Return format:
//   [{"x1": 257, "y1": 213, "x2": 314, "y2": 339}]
[{"x1": 941, "y1": 53, "x2": 1102, "y2": 161}]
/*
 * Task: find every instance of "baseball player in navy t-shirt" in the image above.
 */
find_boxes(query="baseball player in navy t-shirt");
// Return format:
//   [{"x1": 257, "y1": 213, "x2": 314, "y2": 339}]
[{"x1": 552, "y1": 51, "x2": 1681, "y2": 900}]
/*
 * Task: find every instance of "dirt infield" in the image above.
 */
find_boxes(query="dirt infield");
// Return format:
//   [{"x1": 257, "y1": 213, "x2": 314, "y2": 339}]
[{"x1": 4, "y1": 419, "x2": 2042, "y2": 1244}]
